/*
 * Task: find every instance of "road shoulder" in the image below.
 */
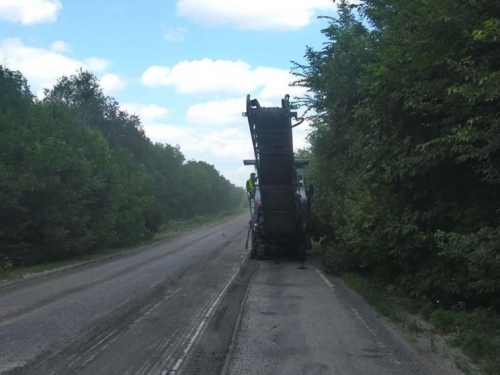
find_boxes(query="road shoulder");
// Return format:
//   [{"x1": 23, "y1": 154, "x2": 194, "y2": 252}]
[{"x1": 225, "y1": 253, "x2": 463, "y2": 375}]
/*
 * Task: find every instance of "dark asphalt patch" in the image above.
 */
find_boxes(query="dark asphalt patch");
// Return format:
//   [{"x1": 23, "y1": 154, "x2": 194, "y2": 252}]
[{"x1": 181, "y1": 256, "x2": 258, "y2": 375}]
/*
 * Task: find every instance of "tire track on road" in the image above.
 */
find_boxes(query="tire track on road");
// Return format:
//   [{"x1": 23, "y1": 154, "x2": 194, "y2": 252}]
[{"x1": 0, "y1": 223, "x2": 240, "y2": 325}]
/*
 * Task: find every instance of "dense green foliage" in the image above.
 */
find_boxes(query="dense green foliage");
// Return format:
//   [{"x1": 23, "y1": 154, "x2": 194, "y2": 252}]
[
  {"x1": 294, "y1": 0, "x2": 500, "y2": 311},
  {"x1": 0, "y1": 67, "x2": 245, "y2": 268}
]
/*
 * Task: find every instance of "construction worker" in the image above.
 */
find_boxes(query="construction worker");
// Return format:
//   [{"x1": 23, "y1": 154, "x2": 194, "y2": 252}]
[{"x1": 246, "y1": 172, "x2": 257, "y2": 199}]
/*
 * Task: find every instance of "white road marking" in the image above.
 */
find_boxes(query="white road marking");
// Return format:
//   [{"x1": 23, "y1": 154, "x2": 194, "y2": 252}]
[
  {"x1": 168, "y1": 257, "x2": 246, "y2": 374},
  {"x1": 316, "y1": 268, "x2": 401, "y2": 366},
  {"x1": 316, "y1": 269, "x2": 335, "y2": 291}
]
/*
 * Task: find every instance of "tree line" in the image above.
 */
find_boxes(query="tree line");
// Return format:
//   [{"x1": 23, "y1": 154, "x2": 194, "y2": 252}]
[
  {"x1": 0, "y1": 67, "x2": 246, "y2": 269},
  {"x1": 294, "y1": 0, "x2": 500, "y2": 311}
]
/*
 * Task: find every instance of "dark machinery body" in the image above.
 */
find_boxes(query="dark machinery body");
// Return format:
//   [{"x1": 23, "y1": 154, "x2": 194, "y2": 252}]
[{"x1": 244, "y1": 95, "x2": 313, "y2": 260}]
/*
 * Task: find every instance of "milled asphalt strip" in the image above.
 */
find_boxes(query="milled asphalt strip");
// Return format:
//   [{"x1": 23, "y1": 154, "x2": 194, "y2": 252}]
[
  {"x1": 126, "y1": 262, "x2": 243, "y2": 375},
  {"x1": 166, "y1": 261, "x2": 244, "y2": 375},
  {"x1": 220, "y1": 260, "x2": 258, "y2": 375},
  {"x1": 65, "y1": 287, "x2": 183, "y2": 371},
  {"x1": 165, "y1": 255, "x2": 248, "y2": 375}
]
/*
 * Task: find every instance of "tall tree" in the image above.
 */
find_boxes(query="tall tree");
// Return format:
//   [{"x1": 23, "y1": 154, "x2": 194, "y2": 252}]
[
  {"x1": 294, "y1": 0, "x2": 500, "y2": 309},
  {"x1": 1, "y1": 67, "x2": 246, "y2": 268}
]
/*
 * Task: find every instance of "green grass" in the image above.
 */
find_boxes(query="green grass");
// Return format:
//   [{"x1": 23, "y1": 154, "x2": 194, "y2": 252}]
[
  {"x1": 407, "y1": 319, "x2": 423, "y2": 335},
  {"x1": 339, "y1": 272, "x2": 500, "y2": 375},
  {"x1": 430, "y1": 308, "x2": 500, "y2": 375},
  {"x1": 340, "y1": 273, "x2": 403, "y2": 324},
  {"x1": 0, "y1": 209, "x2": 245, "y2": 282},
  {"x1": 454, "y1": 356, "x2": 476, "y2": 375}
]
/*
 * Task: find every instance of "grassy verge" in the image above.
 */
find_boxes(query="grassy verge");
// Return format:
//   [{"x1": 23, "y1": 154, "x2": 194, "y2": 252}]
[
  {"x1": 339, "y1": 272, "x2": 500, "y2": 375},
  {"x1": 0, "y1": 209, "x2": 246, "y2": 282},
  {"x1": 340, "y1": 273, "x2": 405, "y2": 324}
]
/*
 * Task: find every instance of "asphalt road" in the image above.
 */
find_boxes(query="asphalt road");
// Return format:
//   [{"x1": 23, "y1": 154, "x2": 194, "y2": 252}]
[
  {"x1": 225, "y1": 256, "x2": 455, "y2": 375},
  {"x1": 0, "y1": 215, "x2": 250, "y2": 375},
  {"x1": 0, "y1": 214, "x2": 460, "y2": 375}
]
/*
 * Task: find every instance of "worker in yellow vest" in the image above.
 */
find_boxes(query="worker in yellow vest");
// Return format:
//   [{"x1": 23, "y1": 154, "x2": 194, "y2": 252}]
[{"x1": 246, "y1": 173, "x2": 257, "y2": 199}]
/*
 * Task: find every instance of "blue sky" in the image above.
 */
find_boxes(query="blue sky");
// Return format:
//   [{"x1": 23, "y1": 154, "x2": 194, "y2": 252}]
[{"x1": 0, "y1": 0, "x2": 337, "y2": 186}]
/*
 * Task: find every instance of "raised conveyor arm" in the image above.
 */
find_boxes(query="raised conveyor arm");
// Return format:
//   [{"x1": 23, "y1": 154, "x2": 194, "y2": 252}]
[{"x1": 243, "y1": 95, "x2": 298, "y2": 235}]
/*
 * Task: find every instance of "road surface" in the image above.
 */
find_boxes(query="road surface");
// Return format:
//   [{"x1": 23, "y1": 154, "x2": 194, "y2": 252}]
[{"x1": 0, "y1": 214, "x2": 458, "y2": 374}]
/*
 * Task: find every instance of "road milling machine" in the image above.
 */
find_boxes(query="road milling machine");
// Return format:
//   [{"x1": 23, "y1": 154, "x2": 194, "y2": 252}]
[{"x1": 243, "y1": 94, "x2": 313, "y2": 261}]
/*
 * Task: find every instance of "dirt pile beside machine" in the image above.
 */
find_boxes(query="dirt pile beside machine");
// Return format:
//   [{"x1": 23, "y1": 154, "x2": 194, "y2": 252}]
[{"x1": 243, "y1": 94, "x2": 313, "y2": 261}]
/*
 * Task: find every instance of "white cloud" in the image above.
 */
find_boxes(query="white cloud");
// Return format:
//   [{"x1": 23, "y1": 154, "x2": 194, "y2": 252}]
[
  {"x1": 292, "y1": 119, "x2": 313, "y2": 151},
  {"x1": 176, "y1": 0, "x2": 335, "y2": 30},
  {"x1": 121, "y1": 103, "x2": 171, "y2": 123},
  {"x1": 84, "y1": 57, "x2": 110, "y2": 73},
  {"x1": 143, "y1": 119, "x2": 310, "y2": 186},
  {"x1": 253, "y1": 66, "x2": 306, "y2": 100},
  {"x1": 186, "y1": 98, "x2": 244, "y2": 126},
  {"x1": 163, "y1": 27, "x2": 188, "y2": 42},
  {"x1": 142, "y1": 97, "x2": 311, "y2": 186},
  {"x1": 100, "y1": 73, "x2": 127, "y2": 95},
  {"x1": 119, "y1": 106, "x2": 251, "y2": 184},
  {"x1": 140, "y1": 117, "x2": 255, "y2": 185},
  {"x1": 141, "y1": 59, "x2": 307, "y2": 102},
  {"x1": 144, "y1": 123, "x2": 253, "y2": 161},
  {"x1": 50, "y1": 40, "x2": 70, "y2": 53},
  {"x1": 141, "y1": 65, "x2": 171, "y2": 87},
  {"x1": 0, "y1": 38, "x2": 115, "y2": 96},
  {"x1": 143, "y1": 123, "x2": 190, "y2": 145},
  {"x1": 0, "y1": 0, "x2": 62, "y2": 24},
  {"x1": 142, "y1": 59, "x2": 254, "y2": 94},
  {"x1": 186, "y1": 127, "x2": 253, "y2": 160}
]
